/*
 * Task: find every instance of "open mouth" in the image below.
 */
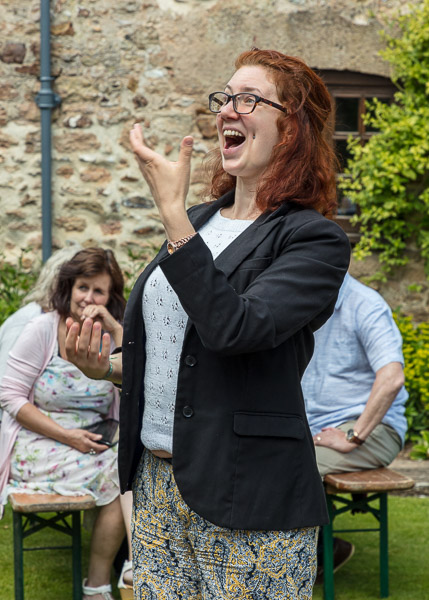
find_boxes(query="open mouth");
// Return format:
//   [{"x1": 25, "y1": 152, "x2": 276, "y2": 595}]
[{"x1": 223, "y1": 129, "x2": 246, "y2": 150}]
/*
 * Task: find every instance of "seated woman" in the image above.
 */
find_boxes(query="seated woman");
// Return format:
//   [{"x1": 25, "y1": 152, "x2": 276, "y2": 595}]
[
  {"x1": 0, "y1": 243, "x2": 83, "y2": 425},
  {"x1": 0, "y1": 247, "x2": 128, "y2": 600}
]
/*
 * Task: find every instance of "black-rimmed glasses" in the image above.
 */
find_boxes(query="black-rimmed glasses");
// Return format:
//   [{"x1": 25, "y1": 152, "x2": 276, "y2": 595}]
[{"x1": 208, "y1": 91, "x2": 287, "y2": 115}]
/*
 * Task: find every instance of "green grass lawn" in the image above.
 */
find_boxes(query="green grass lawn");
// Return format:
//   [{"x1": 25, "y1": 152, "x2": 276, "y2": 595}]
[
  {"x1": 313, "y1": 495, "x2": 429, "y2": 600},
  {"x1": 0, "y1": 505, "x2": 121, "y2": 600},
  {"x1": 0, "y1": 496, "x2": 428, "y2": 599}
]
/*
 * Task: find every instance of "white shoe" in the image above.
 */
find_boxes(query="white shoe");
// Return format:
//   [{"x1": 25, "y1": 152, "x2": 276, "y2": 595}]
[
  {"x1": 117, "y1": 559, "x2": 133, "y2": 599},
  {"x1": 82, "y1": 578, "x2": 114, "y2": 600}
]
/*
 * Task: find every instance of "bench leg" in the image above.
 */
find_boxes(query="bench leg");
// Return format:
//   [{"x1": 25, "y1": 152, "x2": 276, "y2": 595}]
[
  {"x1": 379, "y1": 493, "x2": 389, "y2": 598},
  {"x1": 72, "y1": 511, "x2": 83, "y2": 600},
  {"x1": 323, "y1": 497, "x2": 336, "y2": 600},
  {"x1": 12, "y1": 511, "x2": 24, "y2": 600}
]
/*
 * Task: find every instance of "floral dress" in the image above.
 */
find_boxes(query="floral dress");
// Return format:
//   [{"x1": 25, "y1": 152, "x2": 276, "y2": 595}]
[{"x1": 8, "y1": 348, "x2": 119, "y2": 505}]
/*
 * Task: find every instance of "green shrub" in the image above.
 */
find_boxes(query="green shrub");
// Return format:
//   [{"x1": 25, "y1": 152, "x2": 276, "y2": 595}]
[
  {"x1": 340, "y1": 1, "x2": 429, "y2": 281},
  {"x1": 394, "y1": 313, "x2": 429, "y2": 458},
  {"x1": 0, "y1": 254, "x2": 39, "y2": 326},
  {"x1": 409, "y1": 430, "x2": 429, "y2": 460}
]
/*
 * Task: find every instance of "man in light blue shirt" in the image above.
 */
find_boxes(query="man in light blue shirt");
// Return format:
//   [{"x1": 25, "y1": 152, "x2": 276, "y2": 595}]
[
  {"x1": 301, "y1": 273, "x2": 408, "y2": 579},
  {"x1": 302, "y1": 273, "x2": 407, "y2": 475}
]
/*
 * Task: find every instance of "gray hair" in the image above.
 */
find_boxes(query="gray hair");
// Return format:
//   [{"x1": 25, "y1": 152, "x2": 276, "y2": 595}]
[{"x1": 24, "y1": 243, "x2": 83, "y2": 310}]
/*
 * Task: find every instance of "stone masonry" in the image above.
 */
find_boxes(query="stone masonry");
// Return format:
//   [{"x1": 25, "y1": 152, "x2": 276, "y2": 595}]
[{"x1": 0, "y1": 0, "x2": 426, "y2": 317}]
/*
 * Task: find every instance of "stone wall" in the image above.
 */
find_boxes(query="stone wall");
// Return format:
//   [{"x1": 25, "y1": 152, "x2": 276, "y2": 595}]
[{"x1": 0, "y1": 0, "x2": 426, "y2": 318}]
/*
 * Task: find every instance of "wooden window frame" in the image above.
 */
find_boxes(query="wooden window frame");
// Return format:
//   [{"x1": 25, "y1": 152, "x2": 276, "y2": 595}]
[{"x1": 316, "y1": 70, "x2": 396, "y2": 243}]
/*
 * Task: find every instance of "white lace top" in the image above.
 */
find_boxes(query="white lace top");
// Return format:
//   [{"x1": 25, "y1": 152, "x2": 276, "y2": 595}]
[{"x1": 141, "y1": 209, "x2": 253, "y2": 453}]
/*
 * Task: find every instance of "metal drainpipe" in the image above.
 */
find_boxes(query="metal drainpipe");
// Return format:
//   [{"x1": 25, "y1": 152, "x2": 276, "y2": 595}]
[{"x1": 35, "y1": 0, "x2": 61, "y2": 262}]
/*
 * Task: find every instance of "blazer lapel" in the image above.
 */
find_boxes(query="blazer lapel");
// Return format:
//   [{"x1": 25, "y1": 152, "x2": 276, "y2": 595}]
[
  {"x1": 190, "y1": 194, "x2": 233, "y2": 230},
  {"x1": 126, "y1": 194, "x2": 232, "y2": 316},
  {"x1": 127, "y1": 193, "x2": 299, "y2": 316},
  {"x1": 213, "y1": 202, "x2": 298, "y2": 278},
  {"x1": 213, "y1": 215, "x2": 277, "y2": 278},
  {"x1": 155, "y1": 192, "x2": 233, "y2": 263},
  {"x1": 181, "y1": 190, "x2": 302, "y2": 279}
]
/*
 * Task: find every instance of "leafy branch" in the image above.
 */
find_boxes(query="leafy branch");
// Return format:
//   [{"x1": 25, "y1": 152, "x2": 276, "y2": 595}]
[{"x1": 340, "y1": 1, "x2": 429, "y2": 280}]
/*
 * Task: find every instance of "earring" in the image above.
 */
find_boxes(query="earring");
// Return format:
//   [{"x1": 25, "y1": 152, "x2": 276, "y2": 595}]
[{"x1": 252, "y1": 134, "x2": 255, "y2": 139}]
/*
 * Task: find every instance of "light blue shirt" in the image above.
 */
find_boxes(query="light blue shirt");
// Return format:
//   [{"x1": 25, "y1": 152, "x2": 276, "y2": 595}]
[{"x1": 301, "y1": 274, "x2": 408, "y2": 442}]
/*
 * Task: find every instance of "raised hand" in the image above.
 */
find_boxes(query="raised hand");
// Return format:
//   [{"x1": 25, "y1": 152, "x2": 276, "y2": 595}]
[
  {"x1": 129, "y1": 123, "x2": 195, "y2": 241},
  {"x1": 65, "y1": 317, "x2": 111, "y2": 381}
]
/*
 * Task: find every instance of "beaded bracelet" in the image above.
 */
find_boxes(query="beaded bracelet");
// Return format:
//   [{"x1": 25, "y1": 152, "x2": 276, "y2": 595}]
[{"x1": 102, "y1": 360, "x2": 113, "y2": 379}]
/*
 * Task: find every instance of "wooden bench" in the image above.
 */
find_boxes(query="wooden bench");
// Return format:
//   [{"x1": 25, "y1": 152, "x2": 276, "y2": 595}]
[
  {"x1": 322, "y1": 468, "x2": 415, "y2": 600},
  {"x1": 9, "y1": 492, "x2": 96, "y2": 600}
]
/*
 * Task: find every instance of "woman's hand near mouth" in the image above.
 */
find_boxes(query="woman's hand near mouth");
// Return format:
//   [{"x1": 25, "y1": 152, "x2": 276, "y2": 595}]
[
  {"x1": 81, "y1": 305, "x2": 123, "y2": 346},
  {"x1": 129, "y1": 123, "x2": 196, "y2": 242}
]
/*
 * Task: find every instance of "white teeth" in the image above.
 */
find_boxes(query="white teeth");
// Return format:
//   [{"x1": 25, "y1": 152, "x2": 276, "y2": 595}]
[{"x1": 223, "y1": 129, "x2": 245, "y2": 138}]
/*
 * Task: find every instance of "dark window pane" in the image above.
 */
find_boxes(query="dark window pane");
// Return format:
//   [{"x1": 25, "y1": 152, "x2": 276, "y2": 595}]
[
  {"x1": 365, "y1": 97, "x2": 391, "y2": 132},
  {"x1": 335, "y1": 139, "x2": 354, "y2": 170},
  {"x1": 337, "y1": 191, "x2": 357, "y2": 216},
  {"x1": 335, "y1": 97, "x2": 359, "y2": 132}
]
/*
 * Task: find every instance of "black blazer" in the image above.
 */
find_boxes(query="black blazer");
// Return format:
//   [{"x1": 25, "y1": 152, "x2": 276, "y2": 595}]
[{"x1": 118, "y1": 191, "x2": 350, "y2": 531}]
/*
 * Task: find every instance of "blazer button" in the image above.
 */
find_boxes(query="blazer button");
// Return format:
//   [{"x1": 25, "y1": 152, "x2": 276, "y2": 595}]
[
  {"x1": 184, "y1": 355, "x2": 197, "y2": 367},
  {"x1": 182, "y1": 405, "x2": 194, "y2": 418}
]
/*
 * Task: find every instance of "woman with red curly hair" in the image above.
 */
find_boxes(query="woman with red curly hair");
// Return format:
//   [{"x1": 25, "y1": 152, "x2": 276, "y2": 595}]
[
  {"x1": 66, "y1": 49, "x2": 350, "y2": 599},
  {"x1": 208, "y1": 49, "x2": 338, "y2": 217}
]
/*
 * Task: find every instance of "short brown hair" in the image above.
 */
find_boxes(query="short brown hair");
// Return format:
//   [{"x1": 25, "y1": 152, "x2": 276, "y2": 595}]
[{"x1": 50, "y1": 247, "x2": 125, "y2": 321}]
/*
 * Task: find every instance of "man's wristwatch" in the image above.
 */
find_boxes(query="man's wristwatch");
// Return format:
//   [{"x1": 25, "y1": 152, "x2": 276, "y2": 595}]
[
  {"x1": 167, "y1": 233, "x2": 196, "y2": 254},
  {"x1": 345, "y1": 429, "x2": 365, "y2": 445}
]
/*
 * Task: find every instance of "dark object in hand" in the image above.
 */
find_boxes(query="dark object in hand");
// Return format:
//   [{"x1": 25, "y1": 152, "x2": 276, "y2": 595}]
[{"x1": 83, "y1": 418, "x2": 119, "y2": 447}]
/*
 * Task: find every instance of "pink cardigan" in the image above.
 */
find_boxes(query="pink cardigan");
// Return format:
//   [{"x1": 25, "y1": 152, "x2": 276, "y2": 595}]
[{"x1": 0, "y1": 311, "x2": 119, "y2": 510}]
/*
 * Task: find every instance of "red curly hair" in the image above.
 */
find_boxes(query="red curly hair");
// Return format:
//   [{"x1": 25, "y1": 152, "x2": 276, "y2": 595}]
[{"x1": 204, "y1": 49, "x2": 337, "y2": 216}]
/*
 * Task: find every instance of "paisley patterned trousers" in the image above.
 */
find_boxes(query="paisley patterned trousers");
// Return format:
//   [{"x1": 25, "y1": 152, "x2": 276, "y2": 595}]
[{"x1": 132, "y1": 451, "x2": 318, "y2": 600}]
